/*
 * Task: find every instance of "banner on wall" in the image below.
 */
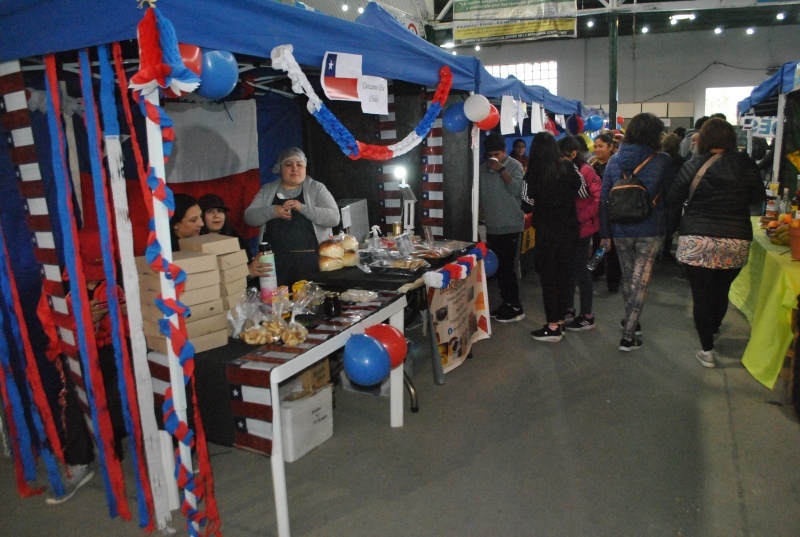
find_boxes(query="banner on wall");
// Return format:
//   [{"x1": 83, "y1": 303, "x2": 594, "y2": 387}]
[
  {"x1": 453, "y1": 0, "x2": 576, "y2": 45},
  {"x1": 426, "y1": 261, "x2": 491, "y2": 374},
  {"x1": 740, "y1": 115, "x2": 778, "y2": 138}
]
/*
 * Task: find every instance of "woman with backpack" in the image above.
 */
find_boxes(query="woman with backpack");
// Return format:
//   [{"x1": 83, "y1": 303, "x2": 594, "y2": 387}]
[{"x1": 599, "y1": 113, "x2": 674, "y2": 351}]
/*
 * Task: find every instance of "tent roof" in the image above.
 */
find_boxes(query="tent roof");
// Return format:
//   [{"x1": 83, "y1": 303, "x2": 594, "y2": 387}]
[
  {"x1": 0, "y1": 0, "x2": 580, "y2": 114},
  {"x1": 737, "y1": 61, "x2": 798, "y2": 115}
]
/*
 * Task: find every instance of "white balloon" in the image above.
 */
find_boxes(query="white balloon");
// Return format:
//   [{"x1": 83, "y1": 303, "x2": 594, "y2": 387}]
[{"x1": 463, "y1": 94, "x2": 490, "y2": 122}]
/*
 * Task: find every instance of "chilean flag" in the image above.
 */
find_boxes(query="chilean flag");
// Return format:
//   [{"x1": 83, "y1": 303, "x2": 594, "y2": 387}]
[{"x1": 321, "y1": 52, "x2": 361, "y2": 101}]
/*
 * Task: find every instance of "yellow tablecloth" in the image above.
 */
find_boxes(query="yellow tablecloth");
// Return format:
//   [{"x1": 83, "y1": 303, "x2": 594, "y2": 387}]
[{"x1": 729, "y1": 218, "x2": 800, "y2": 388}]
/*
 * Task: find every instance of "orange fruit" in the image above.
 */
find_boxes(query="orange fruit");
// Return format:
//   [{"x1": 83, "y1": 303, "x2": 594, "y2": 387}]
[
  {"x1": 767, "y1": 220, "x2": 781, "y2": 229},
  {"x1": 791, "y1": 220, "x2": 800, "y2": 229},
  {"x1": 780, "y1": 213, "x2": 793, "y2": 224}
]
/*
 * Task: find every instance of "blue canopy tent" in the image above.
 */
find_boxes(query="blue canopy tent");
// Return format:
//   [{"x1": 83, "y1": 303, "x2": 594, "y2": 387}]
[{"x1": 737, "y1": 60, "x2": 798, "y2": 115}]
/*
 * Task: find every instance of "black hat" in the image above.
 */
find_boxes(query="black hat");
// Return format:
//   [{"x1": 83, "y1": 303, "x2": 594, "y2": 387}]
[
  {"x1": 199, "y1": 194, "x2": 230, "y2": 213},
  {"x1": 484, "y1": 133, "x2": 507, "y2": 153}
]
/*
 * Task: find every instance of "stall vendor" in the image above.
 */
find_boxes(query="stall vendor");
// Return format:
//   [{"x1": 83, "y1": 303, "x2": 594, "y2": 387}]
[
  {"x1": 170, "y1": 193, "x2": 203, "y2": 250},
  {"x1": 244, "y1": 147, "x2": 339, "y2": 286}
]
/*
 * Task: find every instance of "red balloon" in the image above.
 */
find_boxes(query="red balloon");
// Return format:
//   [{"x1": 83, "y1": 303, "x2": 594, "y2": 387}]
[
  {"x1": 545, "y1": 118, "x2": 558, "y2": 135},
  {"x1": 364, "y1": 324, "x2": 407, "y2": 368},
  {"x1": 475, "y1": 104, "x2": 500, "y2": 131},
  {"x1": 616, "y1": 115, "x2": 625, "y2": 126},
  {"x1": 178, "y1": 43, "x2": 202, "y2": 75}
]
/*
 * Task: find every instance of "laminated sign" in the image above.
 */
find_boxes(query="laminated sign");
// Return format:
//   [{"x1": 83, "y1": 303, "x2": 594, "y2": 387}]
[{"x1": 454, "y1": 0, "x2": 577, "y2": 45}]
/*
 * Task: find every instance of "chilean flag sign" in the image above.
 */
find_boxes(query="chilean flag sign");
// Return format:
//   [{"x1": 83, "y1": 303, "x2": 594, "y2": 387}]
[{"x1": 321, "y1": 52, "x2": 362, "y2": 101}]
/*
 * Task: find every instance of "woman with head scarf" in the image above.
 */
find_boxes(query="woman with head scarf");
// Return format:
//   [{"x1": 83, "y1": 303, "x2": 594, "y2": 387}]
[{"x1": 244, "y1": 147, "x2": 339, "y2": 285}]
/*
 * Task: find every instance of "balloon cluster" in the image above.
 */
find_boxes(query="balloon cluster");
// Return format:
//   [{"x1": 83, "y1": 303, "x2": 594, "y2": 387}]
[
  {"x1": 165, "y1": 44, "x2": 239, "y2": 100},
  {"x1": 442, "y1": 94, "x2": 499, "y2": 132},
  {"x1": 343, "y1": 324, "x2": 407, "y2": 386}
]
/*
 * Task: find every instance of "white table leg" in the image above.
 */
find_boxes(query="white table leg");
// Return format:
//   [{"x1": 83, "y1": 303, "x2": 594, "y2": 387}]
[
  {"x1": 270, "y1": 378, "x2": 291, "y2": 537},
  {"x1": 389, "y1": 309, "x2": 404, "y2": 427}
]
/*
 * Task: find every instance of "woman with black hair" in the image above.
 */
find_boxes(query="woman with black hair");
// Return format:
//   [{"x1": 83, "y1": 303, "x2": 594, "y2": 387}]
[
  {"x1": 170, "y1": 193, "x2": 203, "y2": 250},
  {"x1": 522, "y1": 131, "x2": 587, "y2": 342},
  {"x1": 599, "y1": 113, "x2": 674, "y2": 351},
  {"x1": 558, "y1": 135, "x2": 601, "y2": 332},
  {"x1": 199, "y1": 194, "x2": 263, "y2": 278}
]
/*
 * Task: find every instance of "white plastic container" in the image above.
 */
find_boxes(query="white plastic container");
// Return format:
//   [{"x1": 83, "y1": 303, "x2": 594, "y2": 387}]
[{"x1": 280, "y1": 384, "x2": 333, "y2": 462}]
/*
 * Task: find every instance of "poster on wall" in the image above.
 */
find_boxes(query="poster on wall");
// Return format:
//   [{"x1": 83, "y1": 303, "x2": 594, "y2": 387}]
[
  {"x1": 426, "y1": 261, "x2": 491, "y2": 374},
  {"x1": 453, "y1": 0, "x2": 576, "y2": 45}
]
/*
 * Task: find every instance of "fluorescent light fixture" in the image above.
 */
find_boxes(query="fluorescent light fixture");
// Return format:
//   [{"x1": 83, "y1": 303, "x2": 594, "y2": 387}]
[
  {"x1": 670, "y1": 14, "x2": 695, "y2": 21},
  {"x1": 642, "y1": 26, "x2": 649, "y2": 34},
  {"x1": 714, "y1": 27, "x2": 723, "y2": 34},
  {"x1": 475, "y1": 45, "x2": 481, "y2": 51},
  {"x1": 440, "y1": 42, "x2": 455, "y2": 49},
  {"x1": 777, "y1": 12, "x2": 785, "y2": 20},
  {"x1": 587, "y1": 20, "x2": 594, "y2": 28},
  {"x1": 746, "y1": 27, "x2": 755, "y2": 35}
]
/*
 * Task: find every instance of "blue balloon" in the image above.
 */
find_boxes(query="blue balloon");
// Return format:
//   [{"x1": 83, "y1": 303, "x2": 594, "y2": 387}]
[
  {"x1": 585, "y1": 114, "x2": 604, "y2": 132},
  {"x1": 344, "y1": 334, "x2": 391, "y2": 386},
  {"x1": 196, "y1": 49, "x2": 239, "y2": 100},
  {"x1": 443, "y1": 102, "x2": 470, "y2": 132},
  {"x1": 484, "y1": 249, "x2": 498, "y2": 277}
]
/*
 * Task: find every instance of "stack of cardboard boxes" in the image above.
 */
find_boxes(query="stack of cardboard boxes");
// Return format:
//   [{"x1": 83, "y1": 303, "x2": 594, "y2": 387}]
[{"x1": 137, "y1": 234, "x2": 249, "y2": 354}]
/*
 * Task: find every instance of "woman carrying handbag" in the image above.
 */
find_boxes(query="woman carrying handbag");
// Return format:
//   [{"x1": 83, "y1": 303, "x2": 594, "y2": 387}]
[{"x1": 667, "y1": 118, "x2": 764, "y2": 368}]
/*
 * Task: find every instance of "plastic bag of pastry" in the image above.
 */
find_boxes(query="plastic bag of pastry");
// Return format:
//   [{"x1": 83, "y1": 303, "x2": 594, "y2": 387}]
[
  {"x1": 281, "y1": 321, "x2": 308, "y2": 347},
  {"x1": 260, "y1": 294, "x2": 287, "y2": 343},
  {"x1": 230, "y1": 287, "x2": 262, "y2": 338}
]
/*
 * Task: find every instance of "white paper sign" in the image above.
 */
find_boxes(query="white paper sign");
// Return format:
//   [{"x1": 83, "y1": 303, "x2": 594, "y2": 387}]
[
  {"x1": 340, "y1": 205, "x2": 352, "y2": 229},
  {"x1": 500, "y1": 95, "x2": 516, "y2": 135},
  {"x1": 358, "y1": 75, "x2": 389, "y2": 115}
]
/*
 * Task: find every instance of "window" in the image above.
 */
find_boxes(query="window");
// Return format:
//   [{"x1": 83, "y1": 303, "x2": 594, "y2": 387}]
[
  {"x1": 486, "y1": 61, "x2": 558, "y2": 95},
  {"x1": 705, "y1": 86, "x2": 753, "y2": 121}
]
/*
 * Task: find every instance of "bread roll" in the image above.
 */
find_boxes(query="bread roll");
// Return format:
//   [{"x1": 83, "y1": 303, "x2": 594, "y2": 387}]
[
  {"x1": 319, "y1": 256, "x2": 344, "y2": 271},
  {"x1": 341, "y1": 234, "x2": 359, "y2": 252},
  {"x1": 342, "y1": 250, "x2": 358, "y2": 267},
  {"x1": 319, "y1": 239, "x2": 344, "y2": 259}
]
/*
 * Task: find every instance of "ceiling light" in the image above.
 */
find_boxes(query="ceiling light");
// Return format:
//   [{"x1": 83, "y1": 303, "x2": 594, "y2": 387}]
[
  {"x1": 777, "y1": 12, "x2": 785, "y2": 20},
  {"x1": 641, "y1": 26, "x2": 649, "y2": 34},
  {"x1": 669, "y1": 14, "x2": 695, "y2": 21},
  {"x1": 746, "y1": 28, "x2": 755, "y2": 35},
  {"x1": 670, "y1": 19, "x2": 678, "y2": 25},
  {"x1": 358, "y1": 6, "x2": 364, "y2": 13},
  {"x1": 587, "y1": 20, "x2": 594, "y2": 28},
  {"x1": 440, "y1": 42, "x2": 455, "y2": 49},
  {"x1": 341, "y1": 2, "x2": 348, "y2": 12},
  {"x1": 452, "y1": 51, "x2": 457, "y2": 56},
  {"x1": 714, "y1": 27, "x2": 723, "y2": 34},
  {"x1": 475, "y1": 45, "x2": 481, "y2": 51}
]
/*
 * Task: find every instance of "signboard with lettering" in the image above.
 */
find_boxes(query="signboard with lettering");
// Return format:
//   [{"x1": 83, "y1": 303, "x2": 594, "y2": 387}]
[
  {"x1": 454, "y1": 0, "x2": 576, "y2": 45},
  {"x1": 740, "y1": 115, "x2": 778, "y2": 139}
]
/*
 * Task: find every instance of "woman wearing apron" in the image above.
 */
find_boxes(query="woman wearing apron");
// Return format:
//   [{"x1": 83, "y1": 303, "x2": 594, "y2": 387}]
[{"x1": 244, "y1": 147, "x2": 339, "y2": 286}]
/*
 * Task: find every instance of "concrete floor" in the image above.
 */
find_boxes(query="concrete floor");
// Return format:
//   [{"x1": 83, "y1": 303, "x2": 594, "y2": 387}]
[{"x1": 3, "y1": 258, "x2": 800, "y2": 536}]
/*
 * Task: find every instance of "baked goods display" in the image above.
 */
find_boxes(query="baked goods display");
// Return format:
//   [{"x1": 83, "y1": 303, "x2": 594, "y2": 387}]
[
  {"x1": 318, "y1": 233, "x2": 358, "y2": 271},
  {"x1": 390, "y1": 258, "x2": 427, "y2": 270}
]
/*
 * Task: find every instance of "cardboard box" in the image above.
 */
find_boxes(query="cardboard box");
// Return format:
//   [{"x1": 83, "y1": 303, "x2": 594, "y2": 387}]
[
  {"x1": 143, "y1": 312, "x2": 228, "y2": 339},
  {"x1": 220, "y1": 262, "x2": 249, "y2": 284},
  {"x1": 178, "y1": 234, "x2": 240, "y2": 256},
  {"x1": 218, "y1": 249, "x2": 248, "y2": 270},
  {"x1": 300, "y1": 359, "x2": 330, "y2": 392},
  {"x1": 136, "y1": 251, "x2": 218, "y2": 276},
  {"x1": 220, "y1": 277, "x2": 247, "y2": 298},
  {"x1": 281, "y1": 384, "x2": 333, "y2": 463},
  {"x1": 140, "y1": 268, "x2": 221, "y2": 293},
  {"x1": 146, "y1": 327, "x2": 228, "y2": 354},
  {"x1": 141, "y1": 298, "x2": 225, "y2": 323},
  {"x1": 141, "y1": 284, "x2": 221, "y2": 308}
]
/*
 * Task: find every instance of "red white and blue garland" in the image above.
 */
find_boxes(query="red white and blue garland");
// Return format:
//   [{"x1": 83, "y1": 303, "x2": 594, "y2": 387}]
[
  {"x1": 130, "y1": 5, "x2": 221, "y2": 536},
  {"x1": 270, "y1": 44, "x2": 452, "y2": 161},
  {"x1": 423, "y1": 243, "x2": 488, "y2": 289}
]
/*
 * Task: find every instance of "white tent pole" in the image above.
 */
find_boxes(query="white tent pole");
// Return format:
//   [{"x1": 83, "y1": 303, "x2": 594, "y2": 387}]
[
  {"x1": 471, "y1": 123, "x2": 480, "y2": 242},
  {"x1": 773, "y1": 93, "x2": 786, "y2": 187},
  {"x1": 142, "y1": 89, "x2": 198, "y2": 532}
]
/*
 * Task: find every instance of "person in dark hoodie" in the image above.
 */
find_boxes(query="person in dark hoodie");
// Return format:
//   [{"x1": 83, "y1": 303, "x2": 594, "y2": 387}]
[
  {"x1": 599, "y1": 113, "x2": 674, "y2": 351},
  {"x1": 679, "y1": 116, "x2": 709, "y2": 159}
]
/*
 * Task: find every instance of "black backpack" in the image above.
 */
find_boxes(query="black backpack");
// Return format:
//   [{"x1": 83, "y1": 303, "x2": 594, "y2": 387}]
[{"x1": 607, "y1": 154, "x2": 658, "y2": 224}]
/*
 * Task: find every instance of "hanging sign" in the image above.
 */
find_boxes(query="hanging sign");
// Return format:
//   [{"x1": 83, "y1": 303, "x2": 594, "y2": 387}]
[
  {"x1": 453, "y1": 0, "x2": 576, "y2": 45},
  {"x1": 740, "y1": 115, "x2": 778, "y2": 138}
]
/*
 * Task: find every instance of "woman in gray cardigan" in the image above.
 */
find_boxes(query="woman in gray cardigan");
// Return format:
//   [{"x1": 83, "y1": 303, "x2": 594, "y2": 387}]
[{"x1": 244, "y1": 147, "x2": 339, "y2": 285}]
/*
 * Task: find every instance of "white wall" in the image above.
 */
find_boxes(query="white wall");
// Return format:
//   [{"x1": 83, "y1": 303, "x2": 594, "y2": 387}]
[{"x1": 472, "y1": 24, "x2": 800, "y2": 118}]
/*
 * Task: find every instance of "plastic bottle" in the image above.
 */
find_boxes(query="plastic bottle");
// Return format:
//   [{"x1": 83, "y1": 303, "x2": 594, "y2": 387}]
[
  {"x1": 781, "y1": 187, "x2": 791, "y2": 215},
  {"x1": 258, "y1": 242, "x2": 278, "y2": 303},
  {"x1": 587, "y1": 246, "x2": 607, "y2": 271},
  {"x1": 792, "y1": 190, "x2": 800, "y2": 218}
]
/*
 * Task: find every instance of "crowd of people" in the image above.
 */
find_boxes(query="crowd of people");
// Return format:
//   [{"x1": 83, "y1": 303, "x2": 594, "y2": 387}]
[{"x1": 484, "y1": 113, "x2": 764, "y2": 363}]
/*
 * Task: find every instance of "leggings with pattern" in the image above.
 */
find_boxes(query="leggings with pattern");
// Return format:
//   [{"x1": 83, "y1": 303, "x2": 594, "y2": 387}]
[{"x1": 613, "y1": 236, "x2": 664, "y2": 340}]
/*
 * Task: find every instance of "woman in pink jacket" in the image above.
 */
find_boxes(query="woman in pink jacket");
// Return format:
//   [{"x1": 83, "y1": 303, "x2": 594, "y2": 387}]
[{"x1": 558, "y1": 136, "x2": 601, "y2": 331}]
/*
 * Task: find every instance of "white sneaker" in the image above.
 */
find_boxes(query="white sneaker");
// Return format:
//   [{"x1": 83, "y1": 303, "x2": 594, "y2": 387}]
[
  {"x1": 46, "y1": 464, "x2": 95, "y2": 505},
  {"x1": 695, "y1": 350, "x2": 716, "y2": 368}
]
